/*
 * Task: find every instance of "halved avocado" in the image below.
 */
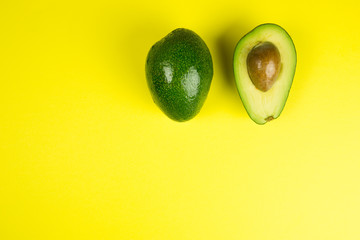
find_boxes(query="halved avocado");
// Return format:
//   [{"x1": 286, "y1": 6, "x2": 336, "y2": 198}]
[{"x1": 233, "y1": 24, "x2": 297, "y2": 124}]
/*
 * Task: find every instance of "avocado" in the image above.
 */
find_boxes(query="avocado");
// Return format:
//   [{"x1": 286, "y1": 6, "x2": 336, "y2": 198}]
[
  {"x1": 233, "y1": 24, "x2": 297, "y2": 124},
  {"x1": 146, "y1": 28, "x2": 213, "y2": 122}
]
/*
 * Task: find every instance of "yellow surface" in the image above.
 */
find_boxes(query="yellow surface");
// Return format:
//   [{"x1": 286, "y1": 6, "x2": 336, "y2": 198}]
[{"x1": 1, "y1": 0, "x2": 360, "y2": 239}]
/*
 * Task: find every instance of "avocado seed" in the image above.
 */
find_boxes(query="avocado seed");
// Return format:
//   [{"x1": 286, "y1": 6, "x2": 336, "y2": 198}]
[{"x1": 247, "y1": 42, "x2": 281, "y2": 92}]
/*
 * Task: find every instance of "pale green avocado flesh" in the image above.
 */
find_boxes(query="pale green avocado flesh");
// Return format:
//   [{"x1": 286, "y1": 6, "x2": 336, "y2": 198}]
[{"x1": 233, "y1": 24, "x2": 297, "y2": 124}]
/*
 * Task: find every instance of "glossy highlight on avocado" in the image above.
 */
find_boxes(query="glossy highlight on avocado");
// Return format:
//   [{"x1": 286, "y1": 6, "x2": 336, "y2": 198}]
[
  {"x1": 233, "y1": 24, "x2": 297, "y2": 124},
  {"x1": 146, "y1": 28, "x2": 213, "y2": 122}
]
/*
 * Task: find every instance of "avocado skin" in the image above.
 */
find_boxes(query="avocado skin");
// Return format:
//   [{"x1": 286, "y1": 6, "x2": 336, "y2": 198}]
[{"x1": 146, "y1": 28, "x2": 213, "y2": 122}]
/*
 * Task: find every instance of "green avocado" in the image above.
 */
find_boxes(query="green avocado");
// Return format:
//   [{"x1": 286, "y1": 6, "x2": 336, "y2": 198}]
[
  {"x1": 233, "y1": 24, "x2": 297, "y2": 124},
  {"x1": 146, "y1": 28, "x2": 213, "y2": 122}
]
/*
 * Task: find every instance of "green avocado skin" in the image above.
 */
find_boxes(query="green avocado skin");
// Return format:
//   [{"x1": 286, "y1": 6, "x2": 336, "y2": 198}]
[{"x1": 146, "y1": 28, "x2": 213, "y2": 122}]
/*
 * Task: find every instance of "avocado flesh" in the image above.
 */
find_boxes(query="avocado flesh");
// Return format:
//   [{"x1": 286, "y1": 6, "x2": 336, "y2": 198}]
[
  {"x1": 146, "y1": 28, "x2": 213, "y2": 122},
  {"x1": 233, "y1": 24, "x2": 297, "y2": 124}
]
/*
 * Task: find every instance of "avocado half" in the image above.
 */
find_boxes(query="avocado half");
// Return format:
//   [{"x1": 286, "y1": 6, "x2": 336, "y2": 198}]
[{"x1": 233, "y1": 24, "x2": 297, "y2": 124}]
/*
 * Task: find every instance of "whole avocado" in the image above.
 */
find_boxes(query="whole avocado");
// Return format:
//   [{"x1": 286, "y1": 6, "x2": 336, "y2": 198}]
[{"x1": 146, "y1": 28, "x2": 213, "y2": 122}]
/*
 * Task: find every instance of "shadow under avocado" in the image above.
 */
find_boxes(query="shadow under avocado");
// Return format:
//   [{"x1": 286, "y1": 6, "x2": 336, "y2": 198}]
[
  {"x1": 111, "y1": 17, "x2": 171, "y2": 114},
  {"x1": 215, "y1": 22, "x2": 250, "y2": 116}
]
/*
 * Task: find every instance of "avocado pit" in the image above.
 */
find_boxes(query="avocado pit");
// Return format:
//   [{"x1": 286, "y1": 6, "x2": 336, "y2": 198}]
[{"x1": 247, "y1": 42, "x2": 281, "y2": 92}]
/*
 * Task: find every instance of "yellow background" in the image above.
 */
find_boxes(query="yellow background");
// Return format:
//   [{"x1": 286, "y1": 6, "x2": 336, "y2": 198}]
[{"x1": 1, "y1": 0, "x2": 360, "y2": 239}]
